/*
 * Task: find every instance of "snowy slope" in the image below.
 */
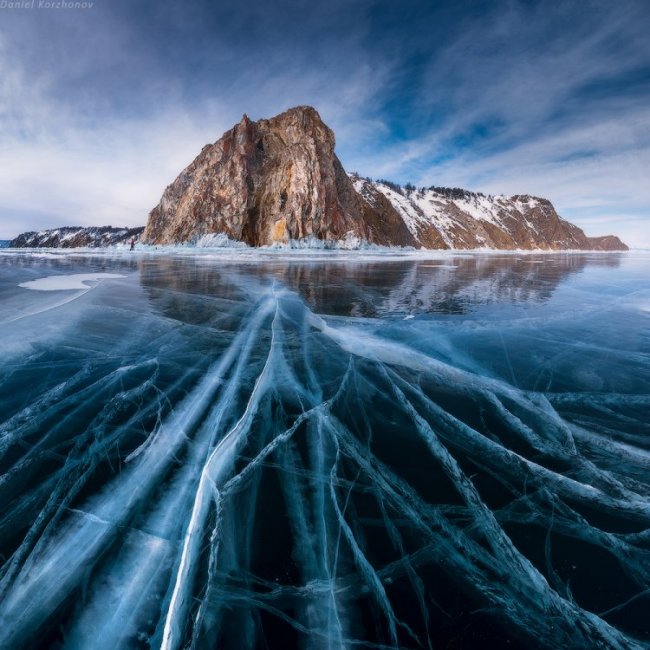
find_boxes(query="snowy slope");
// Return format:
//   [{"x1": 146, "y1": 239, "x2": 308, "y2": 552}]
[
  {"x1": 10, "y1": 226, "x2": 145, "y2": 249},
  {"x1": 350, "y1": 175, "x2": 627, "y2": 251}
]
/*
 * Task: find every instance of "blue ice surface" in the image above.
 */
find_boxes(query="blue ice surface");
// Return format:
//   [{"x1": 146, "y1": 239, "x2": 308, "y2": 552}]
[{"x1": 0, "y1": 248, "x2": 649, "y2": 649}]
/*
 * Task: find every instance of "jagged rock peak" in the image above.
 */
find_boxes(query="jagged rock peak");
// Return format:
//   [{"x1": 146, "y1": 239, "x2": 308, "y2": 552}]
[{"x1": 143, "y1": 105, "x2": 414, "y2": 247}]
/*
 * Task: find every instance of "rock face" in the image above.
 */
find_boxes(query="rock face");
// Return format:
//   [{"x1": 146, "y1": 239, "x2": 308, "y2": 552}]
[
  {"x1": 10, "y1": 226, "x2": 144, "y2": 248},
  {"x1": 143, "y1": 106, "x2": 415, "y2": 247},
  {"x1": 584, "y1": 235, "x2": 630, "y2": 251},
  {"x1": 144, "y1": 106, "x2": 627, "y2": 251}
]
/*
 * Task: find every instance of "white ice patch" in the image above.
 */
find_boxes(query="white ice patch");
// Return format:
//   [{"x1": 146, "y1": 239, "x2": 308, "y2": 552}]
[
  {"x1": 193, "y1": 233, "x2": 248, "y2": 248},
  {"x1": 18, "y1": 273, "x2": 125, "y2": 291},
  {"x1": 262, "y1": 234, "x2": 379, "y2": 250},
  {"x1": 419, "y1": 264, "x2": 458, "y2": 269}
]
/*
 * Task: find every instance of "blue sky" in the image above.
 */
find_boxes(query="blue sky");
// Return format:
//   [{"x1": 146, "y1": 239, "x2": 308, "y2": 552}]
[{"x1": 0, "y1": 0, "x2": 648, "y2": 245}]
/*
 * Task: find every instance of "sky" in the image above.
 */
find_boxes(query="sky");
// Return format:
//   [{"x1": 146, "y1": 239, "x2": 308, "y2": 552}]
[{"x1": 0, "y1": 0, "x2": 648, "y2": 246}]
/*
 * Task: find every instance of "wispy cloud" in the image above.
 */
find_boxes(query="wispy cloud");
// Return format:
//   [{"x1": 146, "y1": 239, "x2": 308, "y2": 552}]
[
  {"x1": 341, "y1": 0, "x2": 650, "y2": 245},
  {"x1": 0, "y1": 2, "x2": 387, "y2": 237}
]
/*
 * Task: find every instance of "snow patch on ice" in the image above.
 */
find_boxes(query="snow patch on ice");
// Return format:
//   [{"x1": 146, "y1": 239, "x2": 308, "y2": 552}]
[{"x1": 19, "y1": 273, "x2": 126, "y2": 291}]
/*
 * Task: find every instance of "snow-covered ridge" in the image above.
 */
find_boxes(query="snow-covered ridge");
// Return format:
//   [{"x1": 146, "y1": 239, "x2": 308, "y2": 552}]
[
  {"x1": 349, "y1": 174, "x2": 627, "y2": 251},
  {"x1": 11, "y1": 226, "x2": 144, "y2": 249}
]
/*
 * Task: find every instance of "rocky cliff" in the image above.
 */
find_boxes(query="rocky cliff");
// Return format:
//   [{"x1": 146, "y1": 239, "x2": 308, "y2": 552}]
[
  {"x1": 143, "y1": 106, "x2": 626, "y2": 251},
  {"x1": 143, "y1": 106, "x2": 415, "y2": 247},
  {"x1": 10, "y1": 226, "x2": 144, "y2": 248}
]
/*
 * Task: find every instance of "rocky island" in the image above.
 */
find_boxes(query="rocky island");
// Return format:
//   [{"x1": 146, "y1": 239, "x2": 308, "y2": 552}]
[{"x1": 12, "y1": 106, "x2": 628, "y2": 251}]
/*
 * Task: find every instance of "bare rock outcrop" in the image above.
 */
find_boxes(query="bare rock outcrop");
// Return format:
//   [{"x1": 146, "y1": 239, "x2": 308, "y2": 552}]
[
  {"x1": 585, "y1": 235, "x2": 629, "y2": 251},
  {"x1": 143, "y1": 106, "x2": 415, "y2": 247}
]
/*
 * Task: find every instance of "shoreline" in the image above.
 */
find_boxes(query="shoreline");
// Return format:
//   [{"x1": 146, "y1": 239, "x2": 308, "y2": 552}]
[{"x1": 0, "y1": 244, "x2": 640, "y2": 265}]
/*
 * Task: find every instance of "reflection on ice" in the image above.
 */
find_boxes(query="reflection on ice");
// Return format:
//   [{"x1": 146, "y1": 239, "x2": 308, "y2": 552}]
[{"x1": 0, "y1": 252, "x2": 649, "y2": 649}]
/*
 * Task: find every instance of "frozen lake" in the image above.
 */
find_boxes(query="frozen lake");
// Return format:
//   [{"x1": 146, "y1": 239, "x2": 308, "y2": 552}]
[{"x1": 1, "y1": 249, "x2": 649, "y2": 649}]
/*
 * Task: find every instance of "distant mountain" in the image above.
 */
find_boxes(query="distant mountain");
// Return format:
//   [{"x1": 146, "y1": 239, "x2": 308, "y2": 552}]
[
  {"x1": 143, "y1": 106, "x2": 627, "y2": 251},
  {"x1": 0, "y1": 240, "x2": 10, "y2": 249},
  {"x1": 10, "y1": 226, "x2": 144, "y2": 248}
]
